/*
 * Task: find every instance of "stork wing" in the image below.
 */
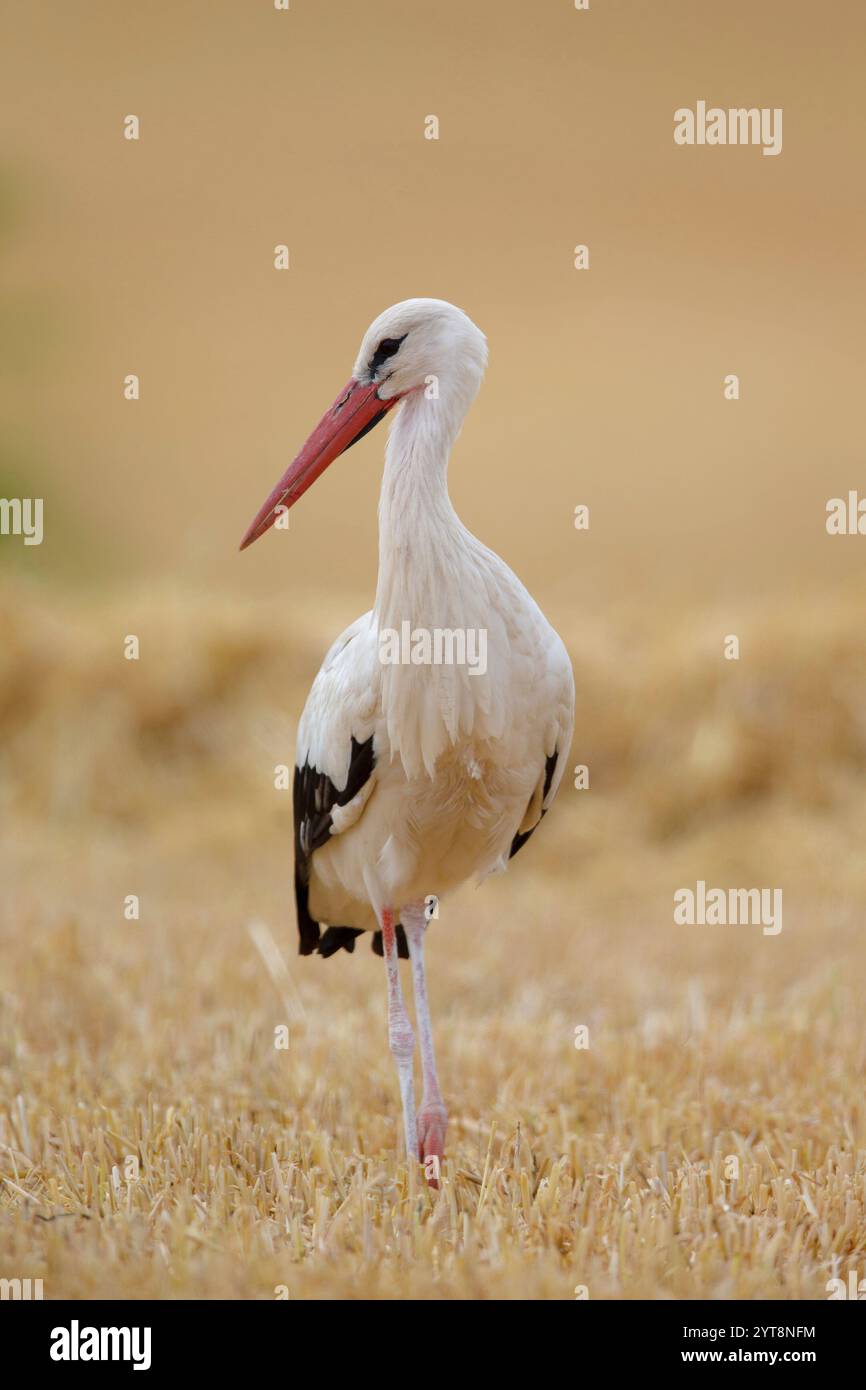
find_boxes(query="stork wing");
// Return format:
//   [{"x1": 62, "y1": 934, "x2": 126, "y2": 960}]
[
  {"x1": 293, "y1": 613, "x2": 381, "y2": 956},
  {"x1": 508, "y1": 627, "x2": 574, "y2": 859}
]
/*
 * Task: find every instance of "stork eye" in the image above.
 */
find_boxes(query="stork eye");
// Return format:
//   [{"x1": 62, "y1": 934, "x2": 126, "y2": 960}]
[{"x1": 369, "y1": 334, "x2": 407, "y2": 377}]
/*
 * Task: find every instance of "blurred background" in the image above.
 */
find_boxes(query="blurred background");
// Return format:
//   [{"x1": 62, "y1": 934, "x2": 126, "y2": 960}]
[{"x1": 1, "y1": 0, "x2": 865, "y2": 1299}]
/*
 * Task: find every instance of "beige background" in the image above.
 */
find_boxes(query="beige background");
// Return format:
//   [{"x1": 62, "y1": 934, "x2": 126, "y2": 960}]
[{"x1": 2, "y1": 0, "x2": 864, "y2": 615}]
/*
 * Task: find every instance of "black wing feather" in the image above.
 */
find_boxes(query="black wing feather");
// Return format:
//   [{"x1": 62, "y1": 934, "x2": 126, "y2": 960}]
[
  {"x1": 294, "y1": 734, "x2": 375, "y2": 957},
  {"x1": 296, "y1": 736, "x2": 559, "y2": 954},
  {"x1": 508, "y1": 750, "x2": 559, "y2": 860}
]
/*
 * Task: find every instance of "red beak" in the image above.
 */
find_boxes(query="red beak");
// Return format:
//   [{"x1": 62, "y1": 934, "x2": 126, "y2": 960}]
[{"x1": 239, "y1": 377, "x2": 400, "y2": 550}]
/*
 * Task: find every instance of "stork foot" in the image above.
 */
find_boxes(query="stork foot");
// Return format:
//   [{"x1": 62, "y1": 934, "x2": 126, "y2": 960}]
[{"x1": 417, "y1": 1098, "x2": 447, "y2": 1186}]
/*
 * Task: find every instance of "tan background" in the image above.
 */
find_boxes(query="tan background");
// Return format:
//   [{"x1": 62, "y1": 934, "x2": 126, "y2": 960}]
[
  {"x1": 1, "y1": 1, "x2": 865, "y2": 1300},
  {"x1": 2, "y1": 0, "x2": 865, "y2": 610}
]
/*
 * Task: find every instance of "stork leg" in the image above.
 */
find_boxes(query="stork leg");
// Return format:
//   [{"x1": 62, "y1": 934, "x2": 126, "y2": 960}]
[
  {"x1": 403, "y1": 903, "x2": 447, "y2": 1184},
  {"x1": 380, "y1": 907, "x2": 418, "y2": 1164}
]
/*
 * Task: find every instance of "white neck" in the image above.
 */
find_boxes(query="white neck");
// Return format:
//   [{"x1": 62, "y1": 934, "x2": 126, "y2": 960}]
[
  {"x1": 375, "y1": 387, "x2": 466, "y2": 631},
  {"x1": 373, "y1": 383, "x2": 507, "y2": 778}
]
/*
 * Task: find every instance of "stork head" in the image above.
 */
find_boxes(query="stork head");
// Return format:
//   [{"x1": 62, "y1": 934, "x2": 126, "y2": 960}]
[
  {"x1": 240, "y1": 298, "x2": 487, "y2": 550},
  {"x1": 353, "y1": 297, "x2": 488, "y2": 400}
]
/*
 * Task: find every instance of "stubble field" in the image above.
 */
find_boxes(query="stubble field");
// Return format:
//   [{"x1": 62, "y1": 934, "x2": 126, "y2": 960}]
[{"x1": 2, "y1": 578, "x2": 864, "y2": 1299}]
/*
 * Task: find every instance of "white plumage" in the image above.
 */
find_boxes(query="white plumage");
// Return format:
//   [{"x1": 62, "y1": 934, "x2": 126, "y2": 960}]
[
  {"x1": 241, "y1": 298, "x2": 574, "y2": 1177},
  {"x1": 299, "y1": 590, "x2": 573, "y2": 934}
]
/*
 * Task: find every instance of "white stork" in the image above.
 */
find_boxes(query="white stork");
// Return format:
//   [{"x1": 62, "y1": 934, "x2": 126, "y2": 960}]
[{"x1": 241, "y1": 299, "x2": 574, "y2": 1181}]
